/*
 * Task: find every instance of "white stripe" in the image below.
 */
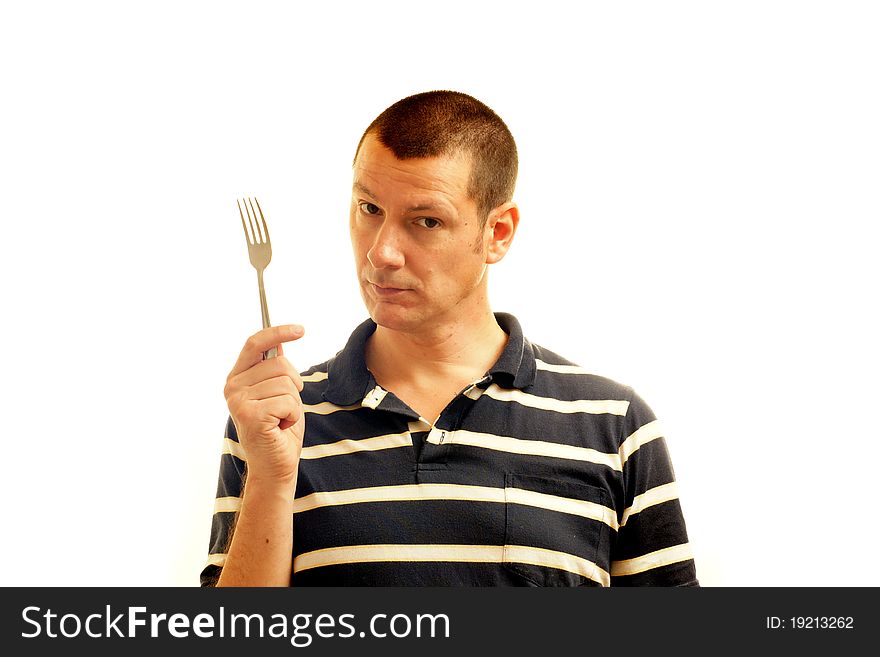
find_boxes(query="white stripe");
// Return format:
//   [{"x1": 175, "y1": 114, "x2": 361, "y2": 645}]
[
  {"x1": 620, "y1": 482, "x2": 678, "y2": 527},
  {"x1": 408, "y1": 419, "x2": 432, "y2": 433},
  {"x1": 300, "y1": 431, "x2": 412, "y2": 459},
  {"x1": 293, "y1": 543, "x2": 608, "y2": 585},
  {"x1": 463, "y1": 385, "x2": 485, "y2": 401},
  {"x1": 535, "y1": 359, "x2": 594, "y2": 375},
  {"x1": 301, "y1": 371, "x2": 328, "y2": 383},
  {"x1": 611, "y1": 543, "x2": 693, "y2": 577},
  {"x1": 294, "y1": 484, "x2": 503, "y2": 512},
  {"x1": 204, "y1": 553, "x2": 227, "y2": 568},
  {"x1": 292, "y1": 483, "x2": 618, "y2": 530},
  {"x1": 222, "y1": 437, "x2": 246, "y2": 461},
  {"x1": 427, "y1": 429, "x2": 622, "y2": 471},
  {"x1": 361, "y1": 386, "x2": 388, "y2": 409},
  {"x1": 506, "y1": 487, "x2": 619, "y2": 531},
  {"x1": 483, "y1": 384, "x2": 629, "y2": 415},
  {"x1": 303, "y1": 401, "x2": 362, "y2": 415},
  {"x1": 213, "y1": 496, "x2": 242, "y2": 514},
  {"x1": 294, "y1": 544, "x2": 503, "y2": 572},
  {"x1": 504, "y1": 545, "x2": 610, "y2": 587},
  {"x1": 619, "y1": 419, "x2": 664, "y2": 465}
]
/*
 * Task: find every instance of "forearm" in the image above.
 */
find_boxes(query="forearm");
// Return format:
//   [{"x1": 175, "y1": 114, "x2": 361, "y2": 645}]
[{"x1": 216, "y1": 477, "x2": 296, "y2": 587}]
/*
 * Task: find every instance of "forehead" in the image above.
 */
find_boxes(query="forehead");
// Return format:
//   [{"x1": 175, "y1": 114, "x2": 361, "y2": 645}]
[{"x1": 353, "y1": 134, "x2": 473, "y2": 201}]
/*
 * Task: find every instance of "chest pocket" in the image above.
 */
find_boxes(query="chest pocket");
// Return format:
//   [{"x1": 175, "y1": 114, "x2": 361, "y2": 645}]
[{"x1": 503, "y1": 473, "x2": 612, "y2": 587}]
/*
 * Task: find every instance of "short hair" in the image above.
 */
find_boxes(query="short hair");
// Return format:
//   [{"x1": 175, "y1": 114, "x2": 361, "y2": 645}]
[{"x1": 354, "y1": 90, "x2": 518, "y2": 223}]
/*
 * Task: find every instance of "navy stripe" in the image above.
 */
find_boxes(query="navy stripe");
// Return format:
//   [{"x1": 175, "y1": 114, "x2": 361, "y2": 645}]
[
  {"x1": 292, "y1": 562, "x2": 561, "y2": 587},
  {"x1": 621, "y1": 440, "x2": 678, "y2": 507},
  {"x1": 611, "y1": 560, "x2": 700, "y2": 587},
  {"x1": 295, "y1": 500, "x2": 507, "y2": 554},
  {"x1": 613, "y1": 502, "x2": 692, "y2": 560},
  {"x1": 295, "y1": 450, "x2": 420, "y2": 496},
  {"x1": 302, "y1": 408, "x2": 411, "y2": 444}
]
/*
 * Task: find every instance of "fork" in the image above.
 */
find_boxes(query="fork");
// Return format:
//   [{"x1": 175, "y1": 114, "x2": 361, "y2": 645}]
[{"x1": 238, "y1": 197, "x2": 277, "y2": 359}]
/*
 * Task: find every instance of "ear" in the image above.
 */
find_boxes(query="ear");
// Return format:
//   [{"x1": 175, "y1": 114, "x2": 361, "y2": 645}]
[{"x1": 485, "y1": 202, "x2": 519, "y2": 264}]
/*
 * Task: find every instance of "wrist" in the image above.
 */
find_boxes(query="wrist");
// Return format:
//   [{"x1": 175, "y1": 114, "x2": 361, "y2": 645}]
[{"x1": 243, "y1": 471, "x2": 298, "y2": 496}]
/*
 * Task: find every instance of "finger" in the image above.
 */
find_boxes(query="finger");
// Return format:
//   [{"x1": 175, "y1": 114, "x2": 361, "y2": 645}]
[
  {"x1": 276, "y1": 344, "x2": 303, "y2": 392},
  {"x1": 258, "y1": 394, "x2": 303, "y2": 426},
  {"x1": 229, "y1": 325, "x2": 305, "y2": 378},
  {"x1": 236, "y1": 393, "x2": 301, "y2": 431},
  {"x1": 230, "y1": 355, "x2": 302, "y2": 389},
  {"x1": 280, "y1": 412, "x2": 305, "y2": 433},
  {"x1": 274, "y1": 344, "x2": 306, "y2": 390},
  {"x1": 247, "y1": 376, "x2": 303, "y2": 404},
  {"x1": 225, "y1": 367, "x2": 303, "y2": 411}
]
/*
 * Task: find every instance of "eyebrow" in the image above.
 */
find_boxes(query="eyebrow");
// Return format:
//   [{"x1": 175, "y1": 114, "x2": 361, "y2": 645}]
[
  {"x1": 353, "y1": 181, "x2": 445, "y2": 214},
  {"x1": 353, "y1": 182, "x2": 377, "y2": 200}
]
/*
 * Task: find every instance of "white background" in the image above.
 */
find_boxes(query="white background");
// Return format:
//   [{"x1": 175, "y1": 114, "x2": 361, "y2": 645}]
[{"x1": 2, "y1": 1, "x2": 877, "y2": 586}]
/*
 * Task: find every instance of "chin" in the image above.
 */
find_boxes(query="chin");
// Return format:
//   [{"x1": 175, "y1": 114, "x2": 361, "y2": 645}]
[{"x1": 367, "y1": 303, "x2": 424, "y2": 332}]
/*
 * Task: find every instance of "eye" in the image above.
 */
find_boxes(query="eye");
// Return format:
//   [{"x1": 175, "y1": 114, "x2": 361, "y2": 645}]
[
  {"x1": 415, "y1": 217, "x2": 442, "y2": 229},
  {"x1": 358, "y1": 201, "x2": 382, "y2": 216}
]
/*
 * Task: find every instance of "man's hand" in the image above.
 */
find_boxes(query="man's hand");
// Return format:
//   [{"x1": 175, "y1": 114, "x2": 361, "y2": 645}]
[{"x1": 224, "y1": 324, "x2": 306, "y2": 486}]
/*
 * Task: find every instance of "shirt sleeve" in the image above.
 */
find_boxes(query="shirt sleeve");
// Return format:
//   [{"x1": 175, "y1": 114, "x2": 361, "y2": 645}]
[
  {"x1": 199, "y1": 416, "x2": 246, "y2": 587},
  {"x1": 610, "y1": 388, "x2": 699, "y2": 586}
]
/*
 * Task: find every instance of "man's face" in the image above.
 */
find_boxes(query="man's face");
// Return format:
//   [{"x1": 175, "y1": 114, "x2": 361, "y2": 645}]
[{"x1": 350, "y1": 134, "x2": 491, "y2": 333}]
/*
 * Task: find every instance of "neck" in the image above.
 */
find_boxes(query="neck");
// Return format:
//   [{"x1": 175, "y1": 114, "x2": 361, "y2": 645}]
[{"x1": 365, "y1": 307, "x2": 508, "y2": 389}]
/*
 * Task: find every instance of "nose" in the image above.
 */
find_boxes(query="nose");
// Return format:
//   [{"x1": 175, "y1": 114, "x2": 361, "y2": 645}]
[{"x1": 366, "y1": 221, "x2": 405, "y2": 270}]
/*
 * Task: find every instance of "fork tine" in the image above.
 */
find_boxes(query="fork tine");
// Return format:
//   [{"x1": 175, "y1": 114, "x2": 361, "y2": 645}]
[
  {"x1": 253, "y1": 197, "x2": 270, "y2": 245},
  {"x1": 237, "y1": 199, "x2": 252, "y2": 244},
  {"x1": 244, "y1": 197, "x2": 261, "y2": 244},
  {"x1": 246, "y1": 198, "x2": 264, "y2": 244}
]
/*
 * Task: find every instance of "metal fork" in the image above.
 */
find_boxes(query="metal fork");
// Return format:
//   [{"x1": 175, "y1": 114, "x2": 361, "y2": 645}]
[{"x1": 238, "y1": 197, "x2": 277, "y2": 358}]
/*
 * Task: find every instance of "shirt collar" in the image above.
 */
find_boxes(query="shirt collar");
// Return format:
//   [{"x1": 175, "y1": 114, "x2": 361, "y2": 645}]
[{"x1": 322, "y1": 312, "x2": 537, "y2": 407}]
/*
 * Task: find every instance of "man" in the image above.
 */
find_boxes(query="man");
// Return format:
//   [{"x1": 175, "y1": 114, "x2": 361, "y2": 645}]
[{"x1": 201, "y1": 90, "x2": 698, "y2": 586}]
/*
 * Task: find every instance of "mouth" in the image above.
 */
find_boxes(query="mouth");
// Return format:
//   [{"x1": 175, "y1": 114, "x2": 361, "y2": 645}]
[{"x1": 368, "y1": 281, "x2": 409, "y2": 297}]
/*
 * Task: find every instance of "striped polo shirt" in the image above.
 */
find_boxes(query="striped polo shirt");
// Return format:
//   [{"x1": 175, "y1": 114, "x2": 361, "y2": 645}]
[{"x1": 201, "y1": 312, "x2": 698, "y2": 586}]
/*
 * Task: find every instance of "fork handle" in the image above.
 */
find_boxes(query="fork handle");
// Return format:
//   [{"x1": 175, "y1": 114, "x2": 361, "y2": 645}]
[
  {"x1": 257, "y1": 270, "x2": 277, "y2": 359},
  {"x1": 257, "y1": 270, "x2": 272, "y2": 327}
]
